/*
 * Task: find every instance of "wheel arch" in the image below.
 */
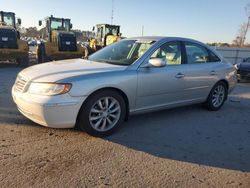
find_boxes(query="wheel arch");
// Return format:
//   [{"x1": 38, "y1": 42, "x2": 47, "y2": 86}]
[
  {"x1": 218, "y1": 79, "x2": 229, "y2": 98},
  {"x1": 219, "y1": 79, "x2": 229, "y2": 90},
  {"x1": 76, "y1": 87, "x2": 130, "y2": 128},
  {"x1": 208, "y1": 79, "x2": 229, "y2": 100}
]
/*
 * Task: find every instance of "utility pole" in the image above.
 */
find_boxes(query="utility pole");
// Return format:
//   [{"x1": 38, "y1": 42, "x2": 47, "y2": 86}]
[
  {"x1": 142, "y1": 25, "x2": 144, "y2": 36},
  {"x1": 111, "y1": 0, "x2": 114, "y2": 25}
]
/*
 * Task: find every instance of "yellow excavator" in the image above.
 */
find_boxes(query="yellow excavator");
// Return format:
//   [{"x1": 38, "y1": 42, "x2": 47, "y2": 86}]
[
  {"x1": 37, "y1": 15, "x2": 87, "y2": 63},
  {"x1": 0, "y1": 11, "x2": 29, "y2": 66},
  {"x1": 88, "y1": 24, "x2": 122, "y2": 55}
]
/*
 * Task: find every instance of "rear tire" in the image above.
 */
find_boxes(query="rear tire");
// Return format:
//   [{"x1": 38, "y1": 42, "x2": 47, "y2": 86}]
[
  {"x1": 77, "y1": 90, "x2": 126, "y2": 137},
  {"x1": 37, "y1": 43, "x2": 46, "y2": 63},
  {"x1": 203, "y1": 81, "x2": 228, "y2": 111}
]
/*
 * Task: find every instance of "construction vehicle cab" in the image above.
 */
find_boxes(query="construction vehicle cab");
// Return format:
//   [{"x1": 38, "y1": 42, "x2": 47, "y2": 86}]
[
  {"x1": 95, "y1": 24, "x2": 120, "y2": 46},
  {"x1": 37, "y1": 15, "x2": 87, "y2": 63},
  {"x1": 0, "y1": 11, "x2": 29, "y2": 66},
  {"x1": 88, "y1": 24, "x2": 121, "y2": 54}
]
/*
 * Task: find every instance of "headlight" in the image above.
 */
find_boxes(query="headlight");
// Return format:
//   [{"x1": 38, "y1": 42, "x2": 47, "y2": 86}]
[
  {"x1": 28, "y1": 83, "x2": 72, "y2": 96},
  {"x1": 234, "y1": 63, "x2": 241, "y2": 70}
]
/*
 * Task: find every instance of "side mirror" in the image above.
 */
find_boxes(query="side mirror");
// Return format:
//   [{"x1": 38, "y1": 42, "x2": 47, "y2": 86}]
[
  {"x1": 38, "y1": 20, "x2": 42, "y2": 26},
  {"x1": 141, "y1": 58, "x2": 167, "y2": 68},
  {"x1": 92, "y1": 26, "x2": 95, "y2": 31},
  {"x1": 70, "y1": 24, "x2": 73, "y2": 29},
  {"x1": 17, "y1": 18, "x2": 21, "y2": 25}
]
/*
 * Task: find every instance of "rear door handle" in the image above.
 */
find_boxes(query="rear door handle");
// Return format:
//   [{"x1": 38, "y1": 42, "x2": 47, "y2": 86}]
[
  {"x1": 210, "y1": 70, "x2": 217, "y2": 75},
  {"x1": 175, "y1": 73, "x2": 185, "y2": 79}
]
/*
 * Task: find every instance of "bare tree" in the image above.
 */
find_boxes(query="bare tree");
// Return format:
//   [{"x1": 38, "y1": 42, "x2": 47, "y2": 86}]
[
  {"x1": 245, "y1": 3, "x2": 250, "y2": 17},
  {"x1": 23, "y1": 27, "x2": 40, "y2": 38},
  {"x1": 233, "y1": 4, "x2": 250, "y2": 47},
  {"x1": 235, "y1": 23, "x2": 249, "y2": 47}
]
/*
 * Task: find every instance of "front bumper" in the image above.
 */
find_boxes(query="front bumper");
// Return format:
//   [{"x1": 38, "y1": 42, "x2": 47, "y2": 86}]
[
  {"x1": 237, "y1": 74, "x2": 250, "y2": 81},
  {"x1": 12, "y1": 87, "x2": 86, "y2": 128},
  {"x1": 237, "y1": 69, "x2": 250, "y2": 80}
]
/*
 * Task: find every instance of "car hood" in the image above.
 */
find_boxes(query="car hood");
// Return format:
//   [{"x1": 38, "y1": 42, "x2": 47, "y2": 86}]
[{"x1": 19, "y1": 58, "x2": 127, "y2": 82}]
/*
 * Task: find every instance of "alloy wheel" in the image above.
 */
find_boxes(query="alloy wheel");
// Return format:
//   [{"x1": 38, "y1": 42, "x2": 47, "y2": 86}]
[
  {"x1": 89, "y1": 97, "x2": 121, "y2": 132},
  {"x1": 211, "y1": 85, "x2": 225, "y2": 108}
]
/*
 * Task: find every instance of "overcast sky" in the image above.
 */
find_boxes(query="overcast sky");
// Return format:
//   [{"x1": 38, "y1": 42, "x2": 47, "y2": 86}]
[{"x1": 1, "y1": 0, "x2": 250, "y2": 43}]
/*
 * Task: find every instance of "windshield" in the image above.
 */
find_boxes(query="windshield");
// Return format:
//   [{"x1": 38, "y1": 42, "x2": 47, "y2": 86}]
[
  {"x1": 88, "y1": 39, "x2": 155, "y2": 66},
  {"x1": 105, "y1": 27, "x2": 119, "y2": 35},
  {"x1": 2, "y1": 13, "x2": 15, "y2": 27},
  {"x1": 50, "y1": 18, "x2": 70, "y2": 31}
]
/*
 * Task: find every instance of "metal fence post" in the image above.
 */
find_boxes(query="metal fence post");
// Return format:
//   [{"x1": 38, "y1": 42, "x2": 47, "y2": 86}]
[{"x1": 235, "y1": 49, "x2": 239, "y2": 64}]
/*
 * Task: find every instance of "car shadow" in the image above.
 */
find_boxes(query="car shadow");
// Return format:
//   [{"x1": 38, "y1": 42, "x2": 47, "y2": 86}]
[{"x1": 106, "y1": 101, "x2": 250, "y2": 172}]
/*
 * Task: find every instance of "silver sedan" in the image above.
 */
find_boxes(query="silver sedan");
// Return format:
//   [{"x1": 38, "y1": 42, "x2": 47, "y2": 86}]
[{"x1": 12, "y1": 37, "x2": 237, "y2": 137}]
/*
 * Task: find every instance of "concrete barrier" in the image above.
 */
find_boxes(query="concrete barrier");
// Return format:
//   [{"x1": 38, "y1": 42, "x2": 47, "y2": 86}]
[{"x1": 214, "y1": 47, "x2": 250, "y2": 64}]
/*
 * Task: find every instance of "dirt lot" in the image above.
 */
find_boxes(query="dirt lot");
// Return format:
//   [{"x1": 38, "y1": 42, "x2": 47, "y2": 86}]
[{"x1": 0, "y1": 64, "x2": 250, "y2": 187}]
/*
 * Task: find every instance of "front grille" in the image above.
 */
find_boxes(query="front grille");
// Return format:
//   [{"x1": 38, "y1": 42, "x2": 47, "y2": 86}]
[
  {"x1": 14, "y1": 75, "x2": 28, "y2": 92},
  {"x1": 58, "y1": 33, "x2": 77, "y2": 52},
  {"x1": 0, "y1": 29, "x2": 18, "y2": 49}
]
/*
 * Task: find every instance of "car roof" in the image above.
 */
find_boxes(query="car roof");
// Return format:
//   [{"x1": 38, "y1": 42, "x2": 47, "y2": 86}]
[
  {"x1": 126, "y1": 36, "x2": 221, "y2": 57},
  {"x1": 124, "y1": 36, "x2": 225, "y2": 66},
  {"x1": 127, "y1": 36, "x2": 205, "y2": 44},
  {"x1": 128, "y1": 36, "x2": 165, "y2": 41}
]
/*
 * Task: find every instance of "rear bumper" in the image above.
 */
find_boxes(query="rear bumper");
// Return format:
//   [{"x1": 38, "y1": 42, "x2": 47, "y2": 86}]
[
  {"x1": 227, "y1": 70, "x2": 238, "y2": 94},
  {"x1": 12, "y1": 87, "x2": 86, "y2": 128}
]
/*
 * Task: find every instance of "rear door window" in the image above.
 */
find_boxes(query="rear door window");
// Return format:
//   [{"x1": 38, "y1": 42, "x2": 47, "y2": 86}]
[
  {"x1": 185, "y1": 42, "x2": 221, "y2": 63},
  {"x1": 185, "y1": 42, "x2": 209, "y2": 64}
]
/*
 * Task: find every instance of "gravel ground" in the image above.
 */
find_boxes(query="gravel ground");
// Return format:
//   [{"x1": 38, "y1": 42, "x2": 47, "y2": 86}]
[{"x1": 0, "y1": 65, "x2": 250, "y2": 188}]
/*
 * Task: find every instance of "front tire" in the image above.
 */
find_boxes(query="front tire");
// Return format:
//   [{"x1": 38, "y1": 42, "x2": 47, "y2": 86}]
[
  {"x1": 77, "y1": 90, "x2": 126, "y2": 137},
  {"x1": 16, "y1": 55, "x2": 29, "y2": 67},
  {"x1": 203, "y1": 81, "x2": 228, "y2": 111}
]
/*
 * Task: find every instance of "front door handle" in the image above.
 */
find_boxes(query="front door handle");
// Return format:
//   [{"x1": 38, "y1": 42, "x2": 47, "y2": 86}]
[
  {"x1": 210, "y1": 70, "x2": 217, "y2": 75},
  {"x1": 175, "y1": 73, "x2": 185, "y2": 79}
]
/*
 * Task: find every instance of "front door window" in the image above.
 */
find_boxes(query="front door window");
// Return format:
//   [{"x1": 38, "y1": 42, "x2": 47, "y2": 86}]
[{"x1": 151, "y1": 42, "x2": 182, "y2": 65}]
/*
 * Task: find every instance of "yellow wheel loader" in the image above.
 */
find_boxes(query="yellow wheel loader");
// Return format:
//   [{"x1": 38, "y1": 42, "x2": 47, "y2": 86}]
[
  {"x1": 88, "y1": 24, "x2": 121, "y2": 55},
  {"x1": 0, "y1": 11, "x2": 29, "y2": 67},
  {"x1": 37, "y1": 15, "x2": 87, "y2": 63}
]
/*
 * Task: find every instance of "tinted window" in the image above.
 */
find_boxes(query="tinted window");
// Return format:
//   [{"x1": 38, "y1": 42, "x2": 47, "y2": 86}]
[
  {"x1": 151, "y1": 42, "x2": 181, "y2": 65},
  {"x1": 185, "y1": 42, "x2": 209, "y2": 64}
]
